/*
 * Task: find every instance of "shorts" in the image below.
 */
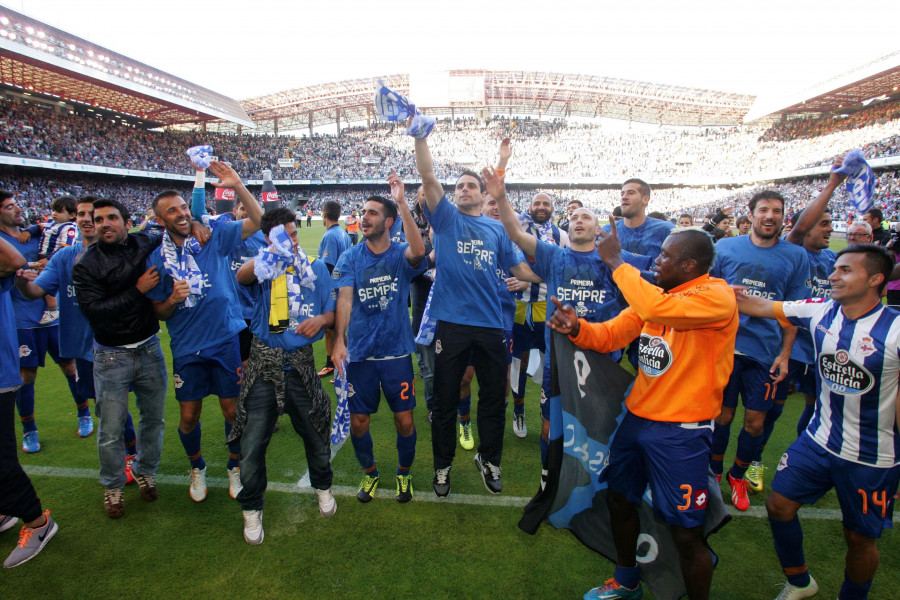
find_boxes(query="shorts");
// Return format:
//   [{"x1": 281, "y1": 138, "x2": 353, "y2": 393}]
[
  {"x1": 172, "y1": 335, "x2": 242, "y2": 402},
  {"x1": 347, "y1": 355, "x2": 415, "y2": 415},
  {"x1": 722, "y1": 354, "x2": 780, "y2": 412},
  {"x1": 238, "y1": 320, "x2": 252, "y2": 363},
  {"x1": 773, "y1": 433, "x2": 899, "y2": 538},
  {"x1": 512, "y1": 301, "x2": 546, "y2": 355},
  {"x1": 17, "y1": 326, "x2": 63, "y2": 368},
  {"x1": 75, "y1": 358, "x2": 95, "y2": 400},
  {"x1": 504, "y1": 329, "x2": 513, "y2": 365},
  {"x1": 776, "y1": 359, "x2": 815, "y2": 399},
  {"x1": 606, "y1": 412, "x2": 713, "y2": 528}
]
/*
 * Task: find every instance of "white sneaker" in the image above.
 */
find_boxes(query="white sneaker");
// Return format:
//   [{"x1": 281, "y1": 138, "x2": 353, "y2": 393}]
[
  {"x1": 242, "y1": 510, "x2": 264, "y2": 545},
  {"x1": 315, "y1": 487, "x2": 337, "y2": 517},
  {"x1": 774, "y1": 576, "x2": 818, "y2": 600},
  {"x1": 227, "y1": 467, "x2": 242, "y2": 500},
  {"x1": 189, "y1": 467, "x2": 207, "y2": 502},
  {"x1": 513, "y1": 413, "x2": 527, "y2": 438},
  {"x1": 38, "y1": 309, "x2": 59, "y2": 326},
  {"x1": 0, "y1": 515, "x2": 19, "y2": 533}
]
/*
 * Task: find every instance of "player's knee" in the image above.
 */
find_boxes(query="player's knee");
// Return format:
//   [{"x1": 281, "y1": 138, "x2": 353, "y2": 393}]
[
  {"x1": 669, "y1": 524, "x2": 704, "y2": 553},
  {"x1": 350, "y1": 414, "x2": 369, "y2": 435},
  {"x1": 765, "y1": 494, "x2": 795, "y2": 520},
  {"x1": 541, "y1": 416, "x2": 549, "y2": 440},
  {"x1": 60, "y1": 360, "x2": 76, "y2": 377},
  {"x1": 844, "y1": 528, "x2": 877, "y2": 553},
  {"x1": 716, "y1": 408, "x2": 734, "y2": 426},
  {"x1": 393, "y1": 411, "x2": 414, "y2": 436}
]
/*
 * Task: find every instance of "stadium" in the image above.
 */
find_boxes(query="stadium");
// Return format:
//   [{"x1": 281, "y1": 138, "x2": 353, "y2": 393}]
[{"x1": 1, "y1": 3, "x2": 899, "y2": 599}]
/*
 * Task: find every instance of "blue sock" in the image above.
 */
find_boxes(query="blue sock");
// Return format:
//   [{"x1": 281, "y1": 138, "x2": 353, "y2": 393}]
[
  {"x1": 839, "y1": 570, "x2": 872, "y2": 600},
  {"x1": 514, "y1": 368, "x2": 528, "y2": 405},
  {"x1": 65, "y1": 374, "x2": 91, "y2": 417},
  {"x1": 613, "y1": 564, "x2": 640, "y2": 589},
  {"x1": 539, "y1": 435, "x2": 549, "y2": 467},
  {"x1": 351, "y1": 430, "x2": 377, "y2": 475},
  {"x1": 16, "y1": 383, "x2": 37, "y2": 433},
  {"x1": 797, "y1": 404, "x2": 815, "y2": 437},
  {"x1": 124, "y1": 412, "x2": 137, "y2": 456},
  {"x1": 769, "y1": 516, "x2": 810, "y2": 588},
  {"x1": 396, "y1": 428, "x2": 416, "y2": 475},
  {"x1": 710, "y1": 420, "x2": 731, "y2": 475},
  {"x1": 224, "y1": 420, "x2": 241, "y2": 469},
  {"x1": 756, "y1": 400, "x2": 785, "y2": 461},
  {"x1": 178, "y1": 424, "x2": 206, "y2": 469},
  {"x1": 458, "y1": 394, "x2": 471, "y2": 424},
  {"x1": 513, "y1": 399, "x2": 525, "y2": 416},
  {"x1": 730, "y1": 428, "x2": 761, "y2": 479}
]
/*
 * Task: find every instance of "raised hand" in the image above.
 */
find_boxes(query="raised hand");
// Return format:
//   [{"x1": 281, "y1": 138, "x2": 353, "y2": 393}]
[
  {"x1": 480, "y1": 166, "x2": 506, "y2": 201},
  {"x1": 209, "y1": 161, "x2": 243, "y2": 189}
]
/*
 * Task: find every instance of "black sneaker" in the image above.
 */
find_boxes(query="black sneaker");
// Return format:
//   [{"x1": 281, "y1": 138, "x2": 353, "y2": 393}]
[
  {"x1": 432, "y1": 466, "x2": 451, "y2": 497},
  {"x1": 474, "y1": 453, "x2": 502, "y2": 494}
]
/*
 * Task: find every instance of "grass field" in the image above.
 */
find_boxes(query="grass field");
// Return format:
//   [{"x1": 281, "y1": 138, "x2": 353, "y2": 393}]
[{"x1": 3, "y1": 227, "x2": 898, "y2": 599}]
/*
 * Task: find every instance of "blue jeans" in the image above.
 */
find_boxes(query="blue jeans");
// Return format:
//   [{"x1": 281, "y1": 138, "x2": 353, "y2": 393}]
[
  {"x1": 237, "y1": 369, "x2": 332, "y2": 511},
  {"x1": 415, "y1": 342, "x2": 435, "y2": 411},
  {"x1": 94, "y1": 340, "x2": 167, "y2": 489}
]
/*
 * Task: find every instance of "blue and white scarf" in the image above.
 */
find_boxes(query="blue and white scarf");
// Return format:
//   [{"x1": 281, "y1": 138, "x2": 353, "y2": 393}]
[
  {"x1": 331, "y1": 358, "x2": 350, "y2": 446},
  {"x1": 186, "y1": 144, "x2": 214, "y2": 169},
  {"x1": 833, "y1": 149, "x2": 876, "y2": 214},
  {"x1": 415, "y1": 280, "x2": 437, "y2": 345},
  {"x1": 159, "y1": 232, "x2": 205, "y2": 308},
  {"x1": 374, "y1": 79, "x2": 435, "y2": 139},
  {"x1": 518, "y1": 211, "x2": 555, "y2": 244},
  {"x1": 253, "y1": 224, "x2": 317, "y2": 317}
]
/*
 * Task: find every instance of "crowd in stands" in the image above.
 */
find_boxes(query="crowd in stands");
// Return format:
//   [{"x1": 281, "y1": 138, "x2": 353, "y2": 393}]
[
  {"x1": 760, "y1": 100, "x2": 900, "y2": 142},
  {"x1": 2, "y1": 97, "x2": 900, "y2": 185}
]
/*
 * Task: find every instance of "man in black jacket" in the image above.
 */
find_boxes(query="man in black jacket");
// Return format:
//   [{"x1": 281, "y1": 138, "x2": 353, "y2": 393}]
[{"x1": 72, "y1": 198, "x2": 168, "y2": 519}]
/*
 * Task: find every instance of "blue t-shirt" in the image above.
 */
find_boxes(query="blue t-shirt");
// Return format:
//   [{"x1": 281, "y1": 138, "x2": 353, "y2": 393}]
[
  {"x1": 792, "y1": 247, "x2": 837, "y2": 364},
  {"x1": 230, "y1": 231, "x2": 267, "y2": 320},
  {"x1": 0, "y1": 276, "x2": 21, "y2": 389},
  {"x1": 601, "y1": 217, "x2": 675, "y2": 281},
  {"x1": 145, "y1": 220, "x2": 246, "y2": 357},
  {"x1": 0, "y1": 230, "x2": 53, "y2": 329},
  {"x1": 711, "y1": 235, "x2": 810, "y2": 365},
  {"x1": 497, "y1": 248, "x2": 524, "y2": 332},
  {"x1": 318, "y1": 225, "x2": 351, "y2": 267},
  {"x1": 334, "y1": 241, "x2": 425, "y2": 361},
  {"x1": 247, "y1": 259, "x2": 335, "y2": 351},
  {"x1": 425, "y1": 196, "x2": 523, "y2": 329},
  {"x1": 34, "y1": 244, "x2": 93, "y2": 361}
]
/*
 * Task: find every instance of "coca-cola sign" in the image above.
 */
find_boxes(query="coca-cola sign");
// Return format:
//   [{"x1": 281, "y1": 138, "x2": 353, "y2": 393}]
[{"x1": 262, "y1": 191, "x2": 279, "y2": 202}]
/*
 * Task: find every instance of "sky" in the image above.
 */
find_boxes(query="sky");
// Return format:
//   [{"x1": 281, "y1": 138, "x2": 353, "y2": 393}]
[{"x1": 5, "y1": 0, "x2": 899, "y2": 102}]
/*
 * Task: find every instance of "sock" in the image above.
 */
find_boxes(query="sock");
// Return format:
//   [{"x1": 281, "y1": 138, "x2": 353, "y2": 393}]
[
  {"x1": 124, "y1": 412, "x2": 137, "y2": 456},
  {"x1": 730, "y1": 428, "x2": 762, "y2": 479},
  {"x1": 351, "y1": 430, "x2": 377, "y2": 475},
  {"x1": 797, "y1": 404, "x2": 815, "y2": 437},
  {"x1": 178, "y1": 424, "x2": 205, "y2": 470},
  {"x1": 756, "y1": 400, "x2": 785, "y2": 461},
  {"x1": 325, "y1": 355, "x2": 334, "y2": 369},
  {"x1": 514, "y1": 368, "x2": 528, "y2": 403},
  {"x1": 457, "y1": 394, "x2": 471, "y2": 423},
  {"x1": 539, "y1": 435, "x2": 549, "y2": 467},
  {"x1": 66, "y1": 374, "x2": 91, "y2": 417},
  {"x1": 224, "y1": 420, "x2": 241, "y2": 469},
  {"x1": 613, "y1": 564, "x2": 640, "y2": 589},
  {"x1": 839, "y1": 570, "x2": 872, "y2": 600},
  {"x1": 769, "y1": 517, "x2": 810, "y2": 587},
  {"x1": 513, "y1": 399, "x2": 525, "y2": 416},
  {"x1": 16, "y1": 383, "x2": 37, "y2": 433},
  {"x1": 396, "y1": 428, "x2": 416, "y2": 475},
  {"x1": 710, "y1": 420, "x2": 731, "y2": 475}
]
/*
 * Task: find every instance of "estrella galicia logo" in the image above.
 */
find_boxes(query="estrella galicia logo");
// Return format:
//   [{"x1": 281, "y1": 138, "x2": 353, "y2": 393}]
[
  {"x1": 818, "y1": 350, "x2": 874, "y2": 395},
  {"x1": 638, "y1": 334, "x2": 673, "y2": 377}
]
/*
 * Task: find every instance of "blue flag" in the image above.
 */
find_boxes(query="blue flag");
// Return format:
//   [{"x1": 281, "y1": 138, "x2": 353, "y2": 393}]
[
  {"x1": 373, "y1": 80, "x2": 435, "y2": 139},
  {"x1": 833, "y1": 149, "x2": 875, "y2": 213}
]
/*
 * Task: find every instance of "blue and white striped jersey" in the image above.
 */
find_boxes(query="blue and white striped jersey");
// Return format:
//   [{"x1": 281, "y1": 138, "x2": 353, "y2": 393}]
[{"x1": 778, "y1": 298, "x2": 900, "y2": 468}]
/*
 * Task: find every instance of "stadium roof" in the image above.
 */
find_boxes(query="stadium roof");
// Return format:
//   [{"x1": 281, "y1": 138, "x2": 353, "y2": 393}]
[
  {"x1": 238, "y1": 70, "x2": 757, "y2": 132},
  {"x1": 0, "y1": 7, "x2": 253, "y2": 128},
  {"x1": 744, "y1": 50, "x2": 900, "y2": 123}
]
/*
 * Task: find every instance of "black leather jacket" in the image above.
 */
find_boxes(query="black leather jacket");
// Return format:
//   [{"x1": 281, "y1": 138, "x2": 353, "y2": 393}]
[{"x1": 72, "y1": 232, "x2": 162, "y2": 347}]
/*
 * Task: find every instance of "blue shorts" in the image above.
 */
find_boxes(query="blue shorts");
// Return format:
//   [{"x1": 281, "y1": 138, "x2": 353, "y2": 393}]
[
  {"x1": 348, "y1": 356, "x2": 416, "y2": 415},
  {"x1": 606, "y1": 412, "x2": 713, "y2": 528},
  {"x1": 723, "y1": 354, "x2": 780, "y2": 412},
  {"x1": 512, "y1": 319, "x2": 546, "y2": 355},
  {"x1": 777, "y1": 359, "x2": 815, "y2": 399},
  {"x1": 17, "y1": 326, "x2": 63, "y2": 368},
  {"x1": 172, "y1": 336, "x2": 242, "y2": 402},
  {"x1": 773, "y1": 433, "x2": 899, "y2": 538},
  {"x1": 75, "y1": 358, "x2": 95, "y2": 400}
]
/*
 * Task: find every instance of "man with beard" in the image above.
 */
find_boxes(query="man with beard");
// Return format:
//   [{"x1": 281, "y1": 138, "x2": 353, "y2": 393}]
[
  {"x1": 332, "y1": 171, "x2": 425, "y2": 503},
  {"x1": 710, "y1": 191, "x2": 809, "y2": 512},
  {"x1": 510, "y1": 191, "x2": 569, "y2": 439},
  {"x1": 144, "y1": 162, "x2": 262, "y2": 503},
  {"x1": 602, "y1": 179, "x2": 675, "y2": 281}
]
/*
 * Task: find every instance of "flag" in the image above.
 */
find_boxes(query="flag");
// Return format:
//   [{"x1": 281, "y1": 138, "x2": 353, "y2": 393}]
[
  {"x1": 519, "y1": 332, "x2": 731, "y2": 600},
  {"x1": 833, "y1": 149, "x2": 876, "y2": 213}
]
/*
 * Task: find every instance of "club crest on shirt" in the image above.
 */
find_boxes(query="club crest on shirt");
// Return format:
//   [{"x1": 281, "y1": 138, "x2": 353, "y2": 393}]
[
  {"x1": 347, "y1": 383, "x2": 355, "y2": 397},
  {"x1": 173, "y1": 374, "x2": 184, "y2": 389},
  {"x1": 854, "y1": 336, "x2": 877, "y2": 358},
  {"x1": 331, "y1": 269, "x2": 341, "y2": 280},
  {"x1": 818, "y1": 350, "x2": 874, "y2": 395},
  {"x1": 637, "y1": 334, "x2": 673, "y2": 377},
  {"x1": 19, "y1": 345, "x2": 31, "y2": 358},
  {"x1": 777, "y1": 452, "x2": 789, "y2": 471}
]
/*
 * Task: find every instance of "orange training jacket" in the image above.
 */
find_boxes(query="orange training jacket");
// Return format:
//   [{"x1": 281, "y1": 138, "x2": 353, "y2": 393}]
[{"x1": 569, "y1": 263, "x2": 738, "y2": 423}]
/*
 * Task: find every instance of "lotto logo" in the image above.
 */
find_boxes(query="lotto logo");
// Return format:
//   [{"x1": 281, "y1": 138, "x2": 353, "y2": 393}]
[
  {"x1": 694, "y1": 489, "x2": 708, "y2": 509},
  {"x1": 19, "y1": 345, "x2": 32, "y2": 358},
  {"x1": 173, "y1": 374, "x2": 184, "y2": 389}
]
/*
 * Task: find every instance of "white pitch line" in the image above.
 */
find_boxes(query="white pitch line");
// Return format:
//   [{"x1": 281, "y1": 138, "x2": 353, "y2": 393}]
[{"x1": 22, "y1": 465, "x2": 893, "y2": 520}]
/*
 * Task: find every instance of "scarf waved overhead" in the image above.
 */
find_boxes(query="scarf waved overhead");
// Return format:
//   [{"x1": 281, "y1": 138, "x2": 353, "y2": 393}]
[
  {"x1": 833, "y1": 148, "x2": 875, "y2": 214},
  {"x1": 185, "y1": 144, "x2": 214, "y2": 169},
  {"x1": 159, "y1": 231, "x2": 205, "y2": 308},
  {"x1": 252, "y1": 224, "x2": 317, "y2": 334},
  {"x1": 374, "y1": 79, "x2": 435, "y2": 139},
  {"x1": 518, "y1": 212, "x2": 555, "y2": 244}
]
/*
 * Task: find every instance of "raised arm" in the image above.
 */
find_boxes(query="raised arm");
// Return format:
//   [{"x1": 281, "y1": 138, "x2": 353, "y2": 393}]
[
  {"x1": 191, "y1": 166, "x2": 208, "y2": 219},
  {"x1": 413, "y1": 134, "x2": 444, "y2": 214},
  {"x1": 210, "y1": 161, "x2": 262, "y2": 238},
  {"x1": 786, "y1": 160, "x2": 846, "y2": 245},
  {"x1": 482, "y1": 166, "x2": 536, "y2": 256},
  {"x1": 388, "y1": 169, "x2": 425, "y2": 265}
]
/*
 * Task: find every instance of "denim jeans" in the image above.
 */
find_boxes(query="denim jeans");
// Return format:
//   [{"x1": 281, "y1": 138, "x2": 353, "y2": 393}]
[
  {"x1": 237, "y1": 369, "x2": 333, "y2": 511},
  {"x1": 94, "y1": 340, "x2": 167, "y2": 489},
  {"x1": 415, "y1": 342, "x2": 435, "y2": 412}
]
